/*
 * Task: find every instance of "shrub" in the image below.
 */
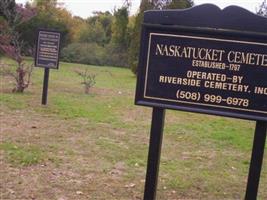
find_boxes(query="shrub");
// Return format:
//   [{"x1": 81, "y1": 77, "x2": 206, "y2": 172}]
[
  {"x1": 76, "y1": 69, "x2": 96, "y2": 94},
  {"x1": 61, "y1": 42, "x2": 105, "y2": 66},
  {"x1": 103, "y1": 42, "x2": 128, "y2": 67},
  {"x1": 61, "y1": 42, "x2": 129, "y2": 67}
]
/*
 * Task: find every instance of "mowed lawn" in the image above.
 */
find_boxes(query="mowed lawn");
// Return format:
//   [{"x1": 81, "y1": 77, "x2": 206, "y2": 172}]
[{"x1": 0, "y1": 57, "x2": 266, "y2": 200}]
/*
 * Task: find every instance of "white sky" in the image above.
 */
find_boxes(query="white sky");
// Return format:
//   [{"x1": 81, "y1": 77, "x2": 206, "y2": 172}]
[{"x1": 16, "y1": 0, "x2": 264, "y2": 18}]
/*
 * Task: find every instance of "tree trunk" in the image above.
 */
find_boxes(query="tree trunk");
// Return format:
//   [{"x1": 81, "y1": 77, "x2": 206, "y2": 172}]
[
  {"x1": 85, "y1": 86, "x2": 90, "y2": 94},
  {"x1": 14, "y1": 66, "x2": 26, "y2": 93}
]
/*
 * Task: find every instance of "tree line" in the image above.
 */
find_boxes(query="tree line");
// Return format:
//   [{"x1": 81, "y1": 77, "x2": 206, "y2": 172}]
[
  {"x1": 1, "y1": 0, "x2": 266, "y2": 76},
  {"x1": 1, "y1": 0, "x2": 195, "y2": 73}
]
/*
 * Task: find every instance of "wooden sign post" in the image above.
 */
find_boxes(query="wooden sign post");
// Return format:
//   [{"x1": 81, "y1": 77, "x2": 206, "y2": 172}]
[
  {"x1": 35, "y1": 29, "x2": 61, "y2": 105},
  {"x1": 135, "y1": 4, "x2": 267, "y2": 200}
]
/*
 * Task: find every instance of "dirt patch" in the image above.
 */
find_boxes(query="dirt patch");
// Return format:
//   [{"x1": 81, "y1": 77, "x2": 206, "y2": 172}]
[{"x1": 0, "y1": 108, "x2": 144, "y2": 200}]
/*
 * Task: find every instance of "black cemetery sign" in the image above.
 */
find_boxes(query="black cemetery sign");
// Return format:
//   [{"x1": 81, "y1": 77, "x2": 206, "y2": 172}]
[
  {"x1": 35, "y1": 30, "x2": 61, "y2": 69},
  {"x1": 35, "y1": 29, "x2": 61, "y2": 105},
  {"x1": 137, "y1": 32, "x2": 267, "y2": 121},
  {"x1": 135, "y1": 4, "x2": 267, "y2": 200}
]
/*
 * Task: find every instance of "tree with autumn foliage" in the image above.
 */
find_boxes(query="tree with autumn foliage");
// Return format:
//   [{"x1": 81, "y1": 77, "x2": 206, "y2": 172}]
[
  {"x1": 0, "y1": 0, "x2": 36, "y2": 92},
  {"x1": 16, "y1": 0, "x2": 71, "y2": 55}
]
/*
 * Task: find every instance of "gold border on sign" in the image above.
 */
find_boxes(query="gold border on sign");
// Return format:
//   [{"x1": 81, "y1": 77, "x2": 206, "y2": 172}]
[{"x1": 143, "y1": 32, "x2": 267, "y2": 115}]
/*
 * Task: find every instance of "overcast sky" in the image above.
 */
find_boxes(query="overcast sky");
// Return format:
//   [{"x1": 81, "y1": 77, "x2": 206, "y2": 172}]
[{"x1": 16, "y1": 0, "x2": 264, "y2": 18}]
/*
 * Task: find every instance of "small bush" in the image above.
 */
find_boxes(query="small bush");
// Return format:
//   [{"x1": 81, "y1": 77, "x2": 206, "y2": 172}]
[
  {"x1": 0, "y1": 61, "x2": 33, "y2": 93},
  {"x1": 76, "y1": 69, "x2": 96, "y2": 94}
]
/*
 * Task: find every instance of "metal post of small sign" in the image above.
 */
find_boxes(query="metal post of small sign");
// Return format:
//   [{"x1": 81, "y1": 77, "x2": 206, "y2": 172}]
[
  {"x1": 245, "y1": 121, "x2": 267, "y2": 200},
  {"x1": 35, "y1": 29, "x2": 61, "y2": 105},
  {"x1": 42, "y1": 68, "x2": 50, "y2": 105},
  {"x1": 144, "y1": 107, "x2": 165, "y2": 200}
]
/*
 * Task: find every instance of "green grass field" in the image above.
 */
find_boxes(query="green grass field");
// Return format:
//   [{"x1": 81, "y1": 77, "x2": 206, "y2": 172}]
[{"x1": 0, "y1": 57, "x2": 266, "y2": 199}]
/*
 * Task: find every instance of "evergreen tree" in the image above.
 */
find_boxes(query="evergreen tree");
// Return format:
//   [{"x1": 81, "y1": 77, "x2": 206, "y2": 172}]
[
  {"x1": 257, "y1": 0, "x2": 267, "y2": 17},
  {"x1": 128, "y1": 0, "x2": 194, "y2": 74},
  {"x1": 0, "y1": 0, "x2": 17, "y2": 25},
  {"x1": 128, "y1": 0, "x2": 153, "y2": 74},
  {"x1": 111, "y1": 7, "x2": 129, "y2": 49},
  {"x1": 167, "y1": 0, "x2": 194, "y2": 9},
  {"x1": 78, "y1": 12, "x2": 112, "y2": 46}
]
